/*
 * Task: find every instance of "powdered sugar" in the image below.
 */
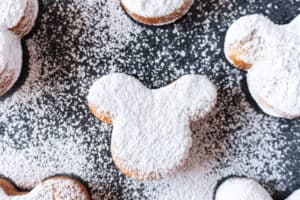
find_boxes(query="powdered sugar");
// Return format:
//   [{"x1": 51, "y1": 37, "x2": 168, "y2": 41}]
[
  {"x1": 144, "y1": 94, "x2": 292, "y2": 200},
  {"x1": 0, "y1": 0, "x2": 299, "y2": 200},
  {"x1": 0, "y1": 31, "x2": 22, "y2": 75},
  {"x1": 287, "y1": 190, "x2": 300, "y2": 200},
  {"x1": 10, "y1": 0, "x2": 39, "y2": 37},
  {"x1": 288, "y1": 15, "x2": 300, "y2": 36},
  {"x1": 0, "y1": 177, "x2": 89, "y2": 200},
  {"x1": 215, "y1": 178, "x2": 300, "y2": 200},
  {"x1": 88, "y1": 73, "x2": 217, "y2": 179},
  {"x1": 215, "y1": 178, "x2": 273, "y2": 200},
  {"x1": 121, "y1": 0, "x2": 194, "y2": 26},
  {"x1": 121, "y1": 0, "x2": 186, "y2": 18},
  {"x1": 0, "y1": 0, "x2": 27, "y2": 29},
  {"x1": 0, "y1": 31, "x2": 22, "y2": 96},
  {"x1": 0, "y1": 0, "x2": 38, "y2": 96},
  {"x1": 224, "y1": 14, "x2": 300, "y2": 119}
]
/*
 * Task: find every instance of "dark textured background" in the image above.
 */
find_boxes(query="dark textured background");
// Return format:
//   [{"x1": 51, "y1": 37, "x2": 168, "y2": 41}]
[{"x1": 0, "y1": 0, "x2": 300, "y2": 199}]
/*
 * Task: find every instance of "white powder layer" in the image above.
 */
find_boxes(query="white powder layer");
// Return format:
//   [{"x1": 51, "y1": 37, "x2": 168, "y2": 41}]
[
  {"x1": 0, "y1": 31, "x2": 22, "y2": 73},
  {"x1": 121, "y1": 0, "x2": 186, "y2": 18},
  {"x1": 88, "y1": 73, "x2": 217, "y2": 178},
  {"x1": 287, "y1": 190, "x2": 300, "y2": 200},
  {"x1": 289, "y1": 15, "x2": 300, "y2": 36},
  {"x1": 0, "y1": 0, "x2": 299, "y2": 200},
  {"x1": 0, "y1": 0, "x2": 27, "y2": 29},
  {"x1": 0, "y1": 178, "x2": 89, "y2": 200},
  {"x1": 215, "y1": 178, "x2": 273, "y2": 200},
  {"x1": 224, "y1": 14, "x2": 300, "y2": 119},
  {"x1": 215, "y1": 178, "x2": 300, "y2": 200},
  {"x1": 0, "y1": 31, "x2": 22, "y2": 96},
  {"x1": 144, "y1": 95, "x2": 294, "y2": 200},
  {"x1": 0, "y1": 0, "x2": 38, "y2": 95}
]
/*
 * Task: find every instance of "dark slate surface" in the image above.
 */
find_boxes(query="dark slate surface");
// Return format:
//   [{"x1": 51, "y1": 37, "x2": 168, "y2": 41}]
[{"x1": 0, "y1": 0, "x2": 300, "y2": 199}]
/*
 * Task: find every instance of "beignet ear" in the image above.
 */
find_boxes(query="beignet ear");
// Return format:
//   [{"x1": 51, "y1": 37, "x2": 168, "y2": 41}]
[
  {"x1": 215, "y1": 177, "x2": 273, "y2": 200},
  {"x1": 88, "y1": 73, "x2": 148, "y2": 120},
  {"x1": 162, "y1": 75, "x2": 217, "y2": 120},
  {"x1": 224, "y1": 14, "x2": 273, "y2": 70}
]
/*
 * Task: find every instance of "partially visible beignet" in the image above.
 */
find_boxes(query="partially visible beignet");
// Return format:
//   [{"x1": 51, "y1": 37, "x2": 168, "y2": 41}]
[
  {"x1": 0, "y1": 0, "x2": 39, "y2": 38},
  {"x1": 0, "y1": 31, "x2": 22, "y2": 96},
  {"x1": 224, "y1": 14, "x2": 300, "y2": 119},
  {"x1": 121, "y1": 0, "x2": 193, "y2": 26}
]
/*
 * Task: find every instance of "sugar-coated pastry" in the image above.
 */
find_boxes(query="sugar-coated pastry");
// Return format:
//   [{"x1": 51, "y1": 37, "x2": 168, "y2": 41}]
[
  {"x1": 121, "y1": 0, "x2": 193, "y2": 26},
  {"x1": 0, "y1": 0, "x2": 39, "y2": 38},
  {"x1": 0, "y1": 31, "x2": 22, "y2": 96},
  {"x1": 88, "y1": 73, "x2": 217, "y2": 180},
  {"x1": 0, "y1": 0, "x2": 38, "y2": 96},
  {"x1": 215, "y1": 177, "x2": 273, "y2": 200},
  {"x1": 0, "y1": 176, "x2": 90, "y2": 200},
  {"x1": 224, "y1": 14, "x2": 300, "y2": 119},
  {"x1": 215, "y1": 177, "x2": 300, "y2": 200}
]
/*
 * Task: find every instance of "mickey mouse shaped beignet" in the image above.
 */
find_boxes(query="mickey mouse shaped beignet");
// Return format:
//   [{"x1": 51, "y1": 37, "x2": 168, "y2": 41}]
[
  {"x1": 215, "y1": 177, "x2": 300, "y2": 200},
  {"x1": 224, "y1": 14, "x2": 300, "y2": 119},
  {"x1": 0, "y1": 176, "x2": 90, "y2": 200},
  {"x1": 121, "y1": 0, "x2": 193, "y2": 26},
  {"x1": 0, "y1": 0, "x2": 38, "y2": 96},
  {"x1": 88, "y1": 73, "x2": 217, "y2": 180}
]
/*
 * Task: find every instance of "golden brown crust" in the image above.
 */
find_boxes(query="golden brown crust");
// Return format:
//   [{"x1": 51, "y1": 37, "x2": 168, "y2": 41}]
[
  {"x1": 88, "y1": 102, "x2": 113, "y2": 125},
  {"x1": 227, "y1": 30, "x2": 257, "y2": 70},
  {"x1": 121, "y1": 0, "x2": 193, "y2": 26},
  {"x1": 0, "y1": 179, "x2": 27, "y2": 196},
  {"x1": 0, "y1": 176, "x2": 90, "y2": 199},
  {"x1": 229, "y1": 51, "x2": 252, "y2": 70}
]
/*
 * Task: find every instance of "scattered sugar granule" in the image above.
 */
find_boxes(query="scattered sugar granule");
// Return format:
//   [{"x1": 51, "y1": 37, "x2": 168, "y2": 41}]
[{"x1": 0, "y1": 0, "x2": 299, "y2": 200}]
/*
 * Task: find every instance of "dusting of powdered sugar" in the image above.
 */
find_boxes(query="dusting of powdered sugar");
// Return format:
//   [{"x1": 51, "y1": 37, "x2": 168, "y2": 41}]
[
  {"x1": 215, "y1": 177, "x2": 273, "y2": 200},
  {"x1": 0, "y1": 178, "x2": 89, "y2": 200},
  {"x1": 88, "y1": 73, "x2": 217, "y2": 179},
  {"x1": 0, "y1": 0, "x2": 38, "y2": 96},
  {"x1": 224, "y1": 14, "x2": 300, "y2": 119},
  {"x1": 289, "y1": 15, "x2": 300, "y2": 36},
  {"x1": 0, "y1": 0, "x2": 299, "y2": 200},
  {"x1": 121, "y1": 0, "x2": 187, "y2": 18},
  {"x1": 0, "y1": 31, "x2": 22, "y2": 73},
  {"x1": 0, "y1": 31, "x2": 22, "y2": 96},
  {"x1": 0, "y1": 0, "x2": 27, "y2": 29},
  {"x1": 143, "y1": 87, "x2": 295, "y2": 200},
  {"x1": 215, "y1": 178, "x2": 300, "y2": 200},
  {"x1": 287, "y1": 190, "x2": 300, "y2": 200}
]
